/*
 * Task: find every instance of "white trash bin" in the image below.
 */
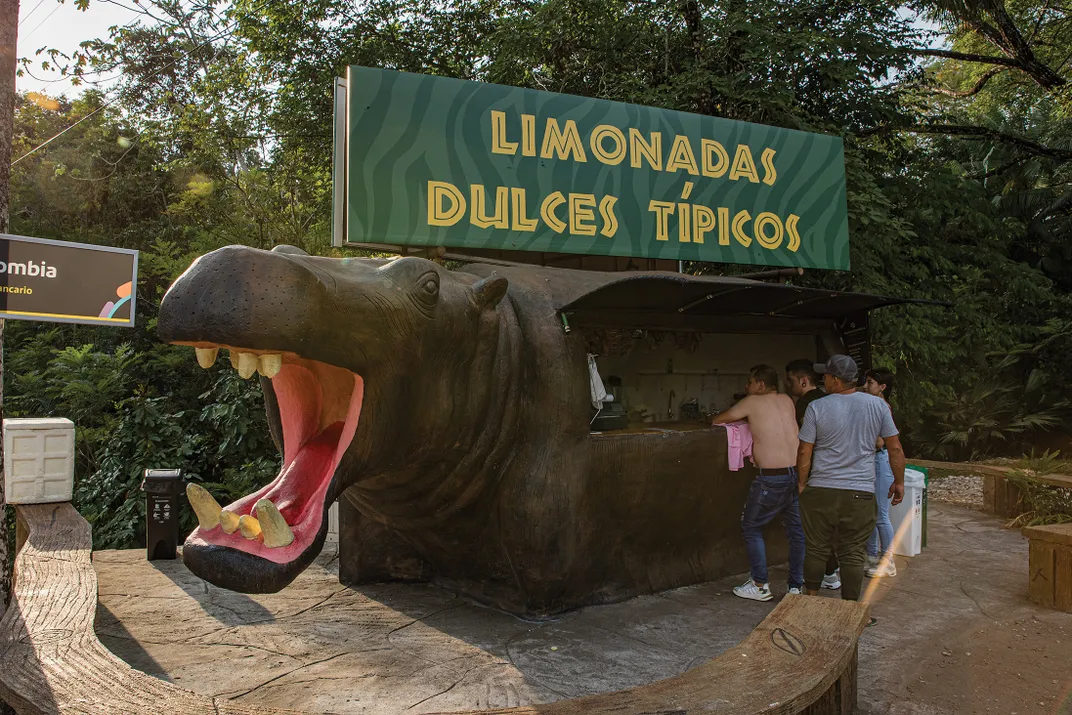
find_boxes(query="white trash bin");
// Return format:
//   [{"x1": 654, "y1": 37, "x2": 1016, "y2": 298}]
[{"x1": 889, "y1": 468, "x2": 926, "y2": 557}]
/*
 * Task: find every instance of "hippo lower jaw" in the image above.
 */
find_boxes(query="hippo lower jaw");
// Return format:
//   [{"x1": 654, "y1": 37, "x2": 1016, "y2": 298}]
[{"x1": 181, "y1": 346, "x2": 364, "y2": 593}]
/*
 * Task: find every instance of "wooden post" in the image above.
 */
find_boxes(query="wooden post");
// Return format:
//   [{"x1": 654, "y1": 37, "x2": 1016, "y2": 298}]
[{"x1": 1023, "y1": 523, "x2": 1072, "y2": 612}]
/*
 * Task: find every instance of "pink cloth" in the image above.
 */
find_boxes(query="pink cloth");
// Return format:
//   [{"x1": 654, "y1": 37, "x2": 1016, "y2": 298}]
[{"x1": 723, "y1": 421, "x2": 754, "y2": 471}]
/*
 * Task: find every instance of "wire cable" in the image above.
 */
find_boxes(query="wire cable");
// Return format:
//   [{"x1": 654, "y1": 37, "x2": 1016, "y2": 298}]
[
  {"x1": 12, "y1": 10, "x2": 253, "y2": 167},
  {"x1": 19, "y1": 3, "x2": 162, "y2": 92},
  {"x1": 18, "y1": 0, "x2": 49, "y2": 27},
  {"x1": 11, "y1": 103, "x2": 111, "y2": 166},
  {"x1": 22, "y1": 2, "x2": 64, "y2": 41}
]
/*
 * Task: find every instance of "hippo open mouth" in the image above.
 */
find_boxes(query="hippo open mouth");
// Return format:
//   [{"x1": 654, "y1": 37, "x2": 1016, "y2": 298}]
[
  {"x1": 180, "y1": 347, "x2": 364, "y2": 591},
  {"x1": 158, "y1": 243, "x2": 511, "y2": 595}
]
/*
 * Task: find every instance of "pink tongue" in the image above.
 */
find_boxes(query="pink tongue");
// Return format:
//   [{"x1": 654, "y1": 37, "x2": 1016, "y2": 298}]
[{"x1": 260, "y1": 422, "x2": 343, "y2": 524}]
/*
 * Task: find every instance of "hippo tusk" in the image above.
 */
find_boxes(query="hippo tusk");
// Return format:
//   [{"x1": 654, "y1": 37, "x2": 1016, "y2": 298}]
[
  {"x1": 186, "y1": 484, "x2": 222, "y2": 530},
  {"x1": 219, "y1": 510, "x2": 240, "y2": 534},
  {"x1": 256, "y1": 499, "x2": 295, "y2": 548},
  {"x1": 238, "y1": 514, "x2": 262, "y2": 540}
]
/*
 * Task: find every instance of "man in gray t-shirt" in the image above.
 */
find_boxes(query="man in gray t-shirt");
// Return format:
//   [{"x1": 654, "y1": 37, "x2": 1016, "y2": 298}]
[{"x1": 796, "y1": 354, "x2": 906, "y2": 602}]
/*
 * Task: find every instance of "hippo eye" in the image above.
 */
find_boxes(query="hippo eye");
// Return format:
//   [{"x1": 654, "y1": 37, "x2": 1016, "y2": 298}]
[{"x1": 418, "y1": 273, "x2": 439, "y2": 300}]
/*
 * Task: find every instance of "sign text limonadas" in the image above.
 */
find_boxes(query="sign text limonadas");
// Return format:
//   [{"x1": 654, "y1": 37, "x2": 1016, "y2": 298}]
[{"x1": 342, "y1": 67, "x2": 849, "y2": 270}]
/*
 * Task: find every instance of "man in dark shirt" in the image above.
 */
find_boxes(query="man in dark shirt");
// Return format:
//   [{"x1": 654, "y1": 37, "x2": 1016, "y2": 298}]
[
  {"x1": 785, "y1": 358, "x2": 840, "y2": 589},
  {"x1": 786, "y1": 359, "x2": 825, "y2": 427}
]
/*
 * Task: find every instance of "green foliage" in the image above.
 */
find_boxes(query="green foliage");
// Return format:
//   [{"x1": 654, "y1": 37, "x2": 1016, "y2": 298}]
[
  {"x1": 855, "y1": 161, "x2": 1072, "y2": 451},
  {"x1": 5, "y1": 327, "x2": 278, "y2": 548},
  {"x1": 1006, "y1": 451, "x2": 1072, "y2": 527},
  {"x1": 919, "y1": 357, "x2": 1067, "y2": 460},
  {"x1": 6, "y1": 93, "x2": 284, "y2": 549}
]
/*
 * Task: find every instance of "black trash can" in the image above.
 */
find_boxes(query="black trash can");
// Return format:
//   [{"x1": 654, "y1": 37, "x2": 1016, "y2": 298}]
[{"x1": 141, "y1": 469, "x2": 184, "y2": 560}]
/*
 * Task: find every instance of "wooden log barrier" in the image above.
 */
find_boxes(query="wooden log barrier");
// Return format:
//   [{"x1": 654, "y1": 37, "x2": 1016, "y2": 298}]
[
  {"x1": 0, "y1": 503, "x2": 870, "y2": 715},
  {"x1": 908, "y1": 459, "x2": 1072, "y2": 519},
  {"x1": 0, "y1": 504, "x2": 299, "y2": 715},
  {"x1": 1022, "y1": 522, "x2": 1072, "y2": 612}
]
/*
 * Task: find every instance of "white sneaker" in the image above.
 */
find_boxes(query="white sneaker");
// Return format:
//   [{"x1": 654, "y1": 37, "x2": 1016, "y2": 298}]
[
  {"x1": 821, "y1": 570, "x2": 841, "y2": 590},
  {"x1": 787, "y1": 586, "x2": 803, "y2": 596},
  {"x1": 733, "y1": 579, "x2": 773, "y2": 602},
  {"x1": 867, "y1": 558, "x2": 897, "y2": 578}
]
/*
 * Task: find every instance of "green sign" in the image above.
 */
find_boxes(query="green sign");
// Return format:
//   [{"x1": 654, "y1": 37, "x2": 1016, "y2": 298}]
[{"x1": 340, "y1": 66, "x2": 850, "y2": 270}]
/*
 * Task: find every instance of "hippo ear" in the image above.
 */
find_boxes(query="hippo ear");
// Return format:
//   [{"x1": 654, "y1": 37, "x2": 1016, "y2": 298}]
[
  {"x1": 471, "y1": 275, "x2": 509, "y2": 310},
  {"x1": 271, "y1": 245, "x2": 309, "y2": 256}
]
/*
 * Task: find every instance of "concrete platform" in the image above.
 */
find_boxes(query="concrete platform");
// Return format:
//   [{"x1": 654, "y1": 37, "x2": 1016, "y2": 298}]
[{"x1": 93, "y1": 504, "x2": 1072, "y2": 715}]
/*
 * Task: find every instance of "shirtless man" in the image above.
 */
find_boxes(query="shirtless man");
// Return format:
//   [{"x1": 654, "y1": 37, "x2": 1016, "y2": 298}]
[{"x1": 712, "y1": 364, "x2": 805, "y2": 601}]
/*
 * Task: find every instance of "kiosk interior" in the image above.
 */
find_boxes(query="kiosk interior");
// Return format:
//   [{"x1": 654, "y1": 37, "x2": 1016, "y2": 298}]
[{"x1": 560, "y1": 271, "x2": 911, "y2": 433}]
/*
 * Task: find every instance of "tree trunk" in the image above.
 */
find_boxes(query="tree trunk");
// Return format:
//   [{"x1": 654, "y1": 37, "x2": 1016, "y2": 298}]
[
  {"x1": 0, "y1": 5, "x2": 14, "y2": 714},
  {"x1": 0, "y1": 0, "x2": 17, "y2": 633}
]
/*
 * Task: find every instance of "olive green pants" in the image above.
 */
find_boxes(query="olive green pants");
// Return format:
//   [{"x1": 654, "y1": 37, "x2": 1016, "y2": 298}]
[{"x1": 799, "y1": 486, "x2": 877, "y2": 600}]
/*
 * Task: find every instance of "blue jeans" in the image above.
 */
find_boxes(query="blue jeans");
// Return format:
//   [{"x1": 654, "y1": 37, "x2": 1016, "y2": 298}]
[
  {"x1": 741, "y1": 472, "x2": 805, "y2": 588},
  {"x1": 868, "y1": 450, "x2": 895, "y2": 558}
]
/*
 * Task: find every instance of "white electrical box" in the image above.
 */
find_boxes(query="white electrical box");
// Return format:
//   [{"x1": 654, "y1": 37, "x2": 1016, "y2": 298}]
[{"x1": 3, "y1": 417, "x2": 76, "y2": 504}]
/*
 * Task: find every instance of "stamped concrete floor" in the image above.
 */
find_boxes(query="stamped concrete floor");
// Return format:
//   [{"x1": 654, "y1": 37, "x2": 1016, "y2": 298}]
[{"x1": 94, "y1": 504, "x2": 1072, "y2": 715}]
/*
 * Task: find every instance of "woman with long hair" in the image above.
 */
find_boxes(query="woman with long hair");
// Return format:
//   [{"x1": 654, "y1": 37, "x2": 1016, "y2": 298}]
[{"x1": 864, "y1": 367, "x2": 897, "y2": 578}]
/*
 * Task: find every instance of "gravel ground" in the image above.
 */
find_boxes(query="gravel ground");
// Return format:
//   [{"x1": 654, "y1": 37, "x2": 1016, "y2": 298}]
[{"x1": 926, "y1": 474, "x2": 984, "y2": 508}]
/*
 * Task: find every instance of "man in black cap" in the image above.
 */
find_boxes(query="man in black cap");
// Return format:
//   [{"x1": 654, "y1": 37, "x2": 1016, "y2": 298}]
[{"x1": 796, "y1": 354, "x2": 906, "y2": 602}]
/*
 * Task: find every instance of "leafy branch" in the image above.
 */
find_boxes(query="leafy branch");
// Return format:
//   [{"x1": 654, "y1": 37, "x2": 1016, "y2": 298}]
[
  {"x1": 860, "y1": 123, "x2": 1072, "y2": 161},
  {"x1": 928, "y1": 67, "x2": 1008, "y2": 97},
  {"x1": 906, "y1": 47, "x2": 1025, "y2": 69}
]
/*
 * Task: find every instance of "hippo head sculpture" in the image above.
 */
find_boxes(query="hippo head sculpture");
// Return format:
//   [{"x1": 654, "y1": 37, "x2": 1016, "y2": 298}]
[
  {"x1": 158, "y1": 245, "x2": 509, "y2": 594},
  {"x1": 161, "y1": 243, "x2": 874, "y2": 615}
]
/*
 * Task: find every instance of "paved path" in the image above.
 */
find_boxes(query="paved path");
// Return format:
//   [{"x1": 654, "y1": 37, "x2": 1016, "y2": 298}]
[
  {"x1": 857, "y1": 503, "x2": 1072, "y2": 715},
  {"x1": 93, "y1": 504, "x2": 1072, "y2": 714}
]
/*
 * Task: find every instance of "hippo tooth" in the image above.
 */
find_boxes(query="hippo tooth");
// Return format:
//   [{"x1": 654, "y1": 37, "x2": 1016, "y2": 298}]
[
  {"x1": 186, "y1": 484, "x2": 222, "y2": 530},
  {"x1": 237, "y1": 352, "x2": 258, "y2": 379},
  {"x1": 219, "y1": 510, "x2": 240, "y2": 534},
  {"x1": 229, "y1": 350, "x2": 240, "y2": 369},
  {"x1": 258, "y1": 354, "x2": 282, "y2": 378},
  {"x1": 238, "y1": 514, "x2": 262, "y2": 540},
  {"x1": 255, "y1": 499, "x2": 295, "y2": 548},
  {"x1": 195, "y1": 347, "x2": 218, "y2": 369}
]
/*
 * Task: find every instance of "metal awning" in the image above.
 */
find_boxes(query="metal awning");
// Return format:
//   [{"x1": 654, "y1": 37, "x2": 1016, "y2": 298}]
[{"x1": 559, "y1": 272, "x2": 949, "y2": 322}]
